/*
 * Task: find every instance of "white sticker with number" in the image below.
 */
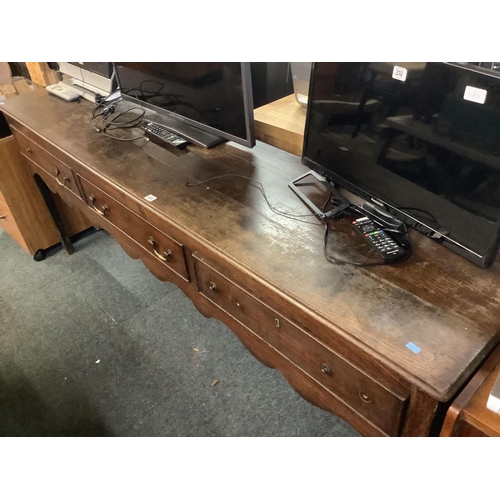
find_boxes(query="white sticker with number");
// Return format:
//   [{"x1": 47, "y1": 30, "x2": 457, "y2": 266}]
[
  {"x1": 463, "y1": 86, "x2": 487, "y2": 104},
  {"x1": 392, "y1": 66, "x2": 407, "y2": 82}
]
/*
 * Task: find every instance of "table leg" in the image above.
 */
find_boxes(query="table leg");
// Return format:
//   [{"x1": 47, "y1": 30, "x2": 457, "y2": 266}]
[
  {"x1": 401, "y1": 387, "x2": 441, "y2": 436},
  {"x1": 33, "y1": 173, "x2": 74, "y2": 255}
]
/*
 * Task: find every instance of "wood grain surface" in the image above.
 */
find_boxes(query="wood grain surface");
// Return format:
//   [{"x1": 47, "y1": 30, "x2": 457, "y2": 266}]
[{"x1": 254, "y1": 94, "x2": 306, "y2": 156}]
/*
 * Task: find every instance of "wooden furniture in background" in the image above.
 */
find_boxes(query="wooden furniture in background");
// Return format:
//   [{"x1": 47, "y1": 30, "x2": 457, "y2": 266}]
[
  {"x1": 440, "y1": 346, "x2": 500, "y2": 437},
  {"x1": 0, "y1": 78, "x2": 91, "y2": 259},
  {"x1": 25, "y1": 62, "x2": 59, "y2": 87},
  {"x1": 0, "y1": 63, "x2": 12, "y2": 81},
  {"x1": 0, "y1": 132, "x2": 92, "y2": 260},
  {"x1": 3, "y1": 89, "x2": 500, "y2": 436},
  {"x1": 254, "y1": 94, "x2": 306, "y2": 156}
]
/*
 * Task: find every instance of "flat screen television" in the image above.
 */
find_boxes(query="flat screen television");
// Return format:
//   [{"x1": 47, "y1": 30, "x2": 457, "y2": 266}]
[
  {"x1": 113, "y1": 62, "x2": 255, "y2": 148},
  {"x1": 302, "y1": 62, "x2": 500, "y2": 268}
]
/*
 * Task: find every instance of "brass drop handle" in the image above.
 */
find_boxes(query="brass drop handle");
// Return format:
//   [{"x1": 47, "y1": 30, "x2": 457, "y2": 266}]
[
  {"x1": 89, "y1": 195, "x2": 109, "y2": 216},
  {"x1": 0, "y1": 214, "x2": 6, "y2": 219},
  {"x1": 321, "y1": 363, "x2": 333, "y2": 376},
  {"x1": 209, "y1": 281, "x2": 218, "y2": 292},
  {"x1": 148, "y1": 236, "x2": 172, "y2": 262},
  {"x1": 54, "y1": 168, "x2": 69, "y2": 187},
  {"x1": 25, "y1": 147, "x2": 32, "y2": 153}
]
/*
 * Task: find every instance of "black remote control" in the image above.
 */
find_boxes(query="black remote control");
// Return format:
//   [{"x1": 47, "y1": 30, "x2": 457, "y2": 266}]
[
  {"x1": 143, "y1": 122, "x2": 189, "y2": 150},
  {"x1": 352, "y1": 216, "x2": 407, "y2": 262}
]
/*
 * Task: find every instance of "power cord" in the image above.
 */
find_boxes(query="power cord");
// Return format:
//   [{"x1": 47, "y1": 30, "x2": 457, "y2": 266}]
[
  {"x1": 186, "y1": 174, "x2": 322, "y2": 226},
  {"x1": 90, "y1": 97, "x2": 147, "y2": 142},
  {"x1": 321, "y1": 196, "x2": 412, "y2": 267},
  {"x1": 187, "y1": 173, "x2": 413, "y2": 266}
]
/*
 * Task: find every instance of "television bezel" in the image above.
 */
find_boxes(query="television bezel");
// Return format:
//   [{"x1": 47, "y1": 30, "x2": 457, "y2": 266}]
[{"x1": 113, "y1": 62, "x2": 256, "y2": 149}]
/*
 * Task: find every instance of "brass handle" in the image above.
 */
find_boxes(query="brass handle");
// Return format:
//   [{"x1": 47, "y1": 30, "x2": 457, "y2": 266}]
[
  {"x1": 209, "y1": 281, "x2": 218, "y2": 292},
  {"x1": 54, "y1": 168, "x2": 69, "y2": 187},
  {"x1": 148, "y1": 236, "x2": 172, "y2": 262},
  {"x1": 321, "y1": 363, "x2": 333, "y2": 376},
  {"x1": 25, "y1": 147, "x2": 32, "y2": 153},
  {"x1": 89, "y1": 195, "x2": 109, "y2": 216},
  {"x1": 0, "y1": 214, "x2": 6, "y2": 219}
]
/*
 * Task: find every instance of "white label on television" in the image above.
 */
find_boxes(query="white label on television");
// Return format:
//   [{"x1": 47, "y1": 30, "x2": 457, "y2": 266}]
[
  {"x1": 392, "y1": 66, "x2": 407, "y2": 82},
  {"x1": 144, "y1": 194, "x2": 157, "y2": 202},
  {"x1": 463, "y1": 86, "x2": 487, "y2": 104}
]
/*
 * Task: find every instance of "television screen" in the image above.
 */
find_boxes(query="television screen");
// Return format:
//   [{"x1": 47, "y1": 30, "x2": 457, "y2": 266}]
[
  {"x1": 114, "y1": 62, "x2": 255, "y2": 148},
  {"x1": 302, "y1": 62, "x2": 500, "y2": 268}
]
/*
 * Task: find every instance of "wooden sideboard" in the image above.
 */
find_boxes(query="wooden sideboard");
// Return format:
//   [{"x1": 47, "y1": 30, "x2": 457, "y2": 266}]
[{"x1": 3, "y1": 89, "x2": 500, "y2": 436}]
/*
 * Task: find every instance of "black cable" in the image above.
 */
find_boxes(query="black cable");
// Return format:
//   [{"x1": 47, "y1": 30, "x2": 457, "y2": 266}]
[
  {"x1": 186, "y1": 173, "x2": 413, "y2": 266},
  {"x1": 186, "y1": 174, "x2": 322, "y2": 226},
  {"x1": 322, "y1": 216, "x2": 412, "y2": 267},
  {"x1": 322, "y1": 194, "x2": 413, "y2": 266},
  {"x1": 321, "y1": 196, "x2": 384, "y2": 267},
  {"x1": 101, "y1": 130, "x2": 146, "y2": 142},
  {"x1": 90, "y1": 99, "x2": 147, "y2": 142},
  {"x1": 102, "y1": 107, "x2": 145, "y2": 131},
  {"x1": 91, "y1": 96, "x2": 123, "y2": 121}
]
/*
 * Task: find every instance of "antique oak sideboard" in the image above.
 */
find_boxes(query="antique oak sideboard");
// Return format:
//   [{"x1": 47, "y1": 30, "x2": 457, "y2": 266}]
[{"x1": 2, "y1": 89, "x2": 500, "y2": 436}]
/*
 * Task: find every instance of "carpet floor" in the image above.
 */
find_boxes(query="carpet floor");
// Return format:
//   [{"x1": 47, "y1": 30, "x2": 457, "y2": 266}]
[{"x1": 0, "y1": 228, "x2": 358, "y2": 437}]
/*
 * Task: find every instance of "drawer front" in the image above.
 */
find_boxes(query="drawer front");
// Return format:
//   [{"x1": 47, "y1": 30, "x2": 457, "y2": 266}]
[
  {"x1": 195, "y1": 257, "x2": 406, "y2": 435},
  {"x1": 11, "y1": 127, "x2": 82, "y2": 200},
  {"x1": 78, "y1": 176, "x2": 189, "y2": 281}
]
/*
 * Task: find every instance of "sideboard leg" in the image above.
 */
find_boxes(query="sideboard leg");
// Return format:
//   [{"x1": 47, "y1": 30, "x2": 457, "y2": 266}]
[
  {"x1": 33, "y1": 173, "x2": 74, "y2": 255},
  {"x1": 401, "y1": 387, "x2": 440, "y2": 436}
]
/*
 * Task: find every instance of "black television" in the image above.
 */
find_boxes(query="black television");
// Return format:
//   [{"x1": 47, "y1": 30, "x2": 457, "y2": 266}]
[
  {"x1": 302, "y1": 62, "x2": 500, "y2": 268},
  {"x1": 113, "y1": 62, "x2": 255, "y2": 149}
]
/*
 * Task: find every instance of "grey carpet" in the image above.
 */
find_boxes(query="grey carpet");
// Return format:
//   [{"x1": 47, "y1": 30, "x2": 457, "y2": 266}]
[{"x1": 0, "y1": 228, "x2": 358, "y2": 436}]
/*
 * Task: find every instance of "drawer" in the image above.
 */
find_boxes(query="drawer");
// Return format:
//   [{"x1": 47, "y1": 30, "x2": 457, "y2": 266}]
[
  {"x1": 10, "y1": 126, "x2": 82, "y2": 200},
  {"x1": 78, "y1": 175, "x2": 189, "y2": 281},
  {"x1": 194, "y1": 256, "x2": 407, "y2": 435}
]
